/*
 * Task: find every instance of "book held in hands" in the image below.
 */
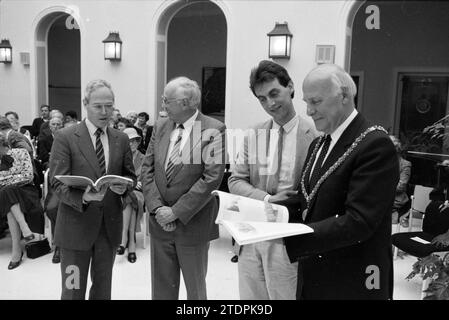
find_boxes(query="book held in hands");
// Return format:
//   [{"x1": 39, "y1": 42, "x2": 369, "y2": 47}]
[
  {"x1": 55, "y1": 175, "x2": 133, "y2": 191},
  {"x1": 212, "y1": 190, "x2": 313, "y2": 245}
]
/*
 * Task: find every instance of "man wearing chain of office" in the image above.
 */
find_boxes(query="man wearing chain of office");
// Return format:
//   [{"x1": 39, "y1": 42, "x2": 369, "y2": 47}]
[{"x1": 283, "y1": 64, "x2": 399, "y2": 300}]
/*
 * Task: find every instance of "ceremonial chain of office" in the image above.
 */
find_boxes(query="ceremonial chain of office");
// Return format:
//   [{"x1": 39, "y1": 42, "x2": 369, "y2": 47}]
[{"x1": 300, "y1": 125, "x2": 388, "y2": 211}]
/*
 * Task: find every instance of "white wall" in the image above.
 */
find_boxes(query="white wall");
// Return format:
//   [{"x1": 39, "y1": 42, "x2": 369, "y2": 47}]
[{"x1": 0, "y1": 0, "x2": 350, "y2": 129}]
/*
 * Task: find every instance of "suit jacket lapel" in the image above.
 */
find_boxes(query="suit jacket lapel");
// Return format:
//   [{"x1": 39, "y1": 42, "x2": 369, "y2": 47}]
[
  {"x1": 76, "y1": 121, "x2": 102, "y2": 178},
  {"x1": 292, "y1": 118, "x2": 313, "y2": 190},
  {"x1": 158, "y1": 120, "x2": 175, "y2": 184},
  {"x1": 106, "y1": 127, "x2": 119, "y2": 175}
]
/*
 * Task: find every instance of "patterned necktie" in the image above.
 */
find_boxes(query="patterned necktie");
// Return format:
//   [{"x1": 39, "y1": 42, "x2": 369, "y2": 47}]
[
  {"x1": 95, "y1": 128, "x2": 106, "y2": 176},
  {"x1": 308, "y1": 134, "x2": 332, "y2": 192},
  {"x1": 267, "y1": 126, "x2": 284, "y2": 194},
  {"x1": 166, "y1": 124, "x2": 184, "y2": 182}
]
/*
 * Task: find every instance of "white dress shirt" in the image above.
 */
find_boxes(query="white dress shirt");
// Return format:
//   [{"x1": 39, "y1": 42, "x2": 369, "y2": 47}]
[{"x1": 309, "y1": 109, "x2": 358, "y2": 177}]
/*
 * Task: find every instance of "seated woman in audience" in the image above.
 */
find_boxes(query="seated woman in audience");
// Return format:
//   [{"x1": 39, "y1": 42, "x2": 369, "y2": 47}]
[
  {"x1": 117, "y1": 128, "x2": 145, "y2": 263},
  {"x1": 116, "y1": 117, "x2": 134, "y2": 131},
  {"x1": 0, "y1": 132, "x2": 44, "y2": 270},
  {"x1": 389, "y1": 135, "x2": 412, "y2": 225}
]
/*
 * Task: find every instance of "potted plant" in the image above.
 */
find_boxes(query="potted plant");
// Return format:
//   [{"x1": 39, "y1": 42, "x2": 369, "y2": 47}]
[{"x1": 407, "y1": 252, "x2": 449, "y2": 300}]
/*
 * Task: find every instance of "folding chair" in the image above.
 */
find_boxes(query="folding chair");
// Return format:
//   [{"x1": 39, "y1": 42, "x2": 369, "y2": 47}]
[{"x1": 392, "y1": 199, "x2": 449, "y2": 299}]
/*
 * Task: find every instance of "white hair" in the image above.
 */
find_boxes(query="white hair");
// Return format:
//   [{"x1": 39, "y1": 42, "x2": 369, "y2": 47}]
[
  {"x1": 306, "y1": 64, "x2": 357, "y2": 99},
  {"x1": 166, "y1": 76, "x2": 201, "y2": 108}
]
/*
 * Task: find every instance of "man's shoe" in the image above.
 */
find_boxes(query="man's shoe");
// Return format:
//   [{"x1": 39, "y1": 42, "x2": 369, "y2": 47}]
[
  {"x1": 117, "y1": 246, "x2": 126, "y2": 255},
  {"x1": 231, "y1": 255, "x2": 238, "y2": 263},
  {"x1": 128, "y1": 252, "x2": 137, "y2": 263},
  {"x1": 52, "y1": 247, "x2": 60, "y2": 264},
  {"x1": 8, "y1": 252, "x2": 23, "y2": 270}
]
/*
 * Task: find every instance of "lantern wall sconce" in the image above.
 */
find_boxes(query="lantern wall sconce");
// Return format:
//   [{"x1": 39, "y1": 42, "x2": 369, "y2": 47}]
[
  {"x1": 267, "y1": 22, "x2": 292, "y2": 59},
  {"x1": 102, "y1": 32, "x2": 122, "y2": 61},
  {"x1": 0, "y1": 39, "x2": 13, "y2": 63}
]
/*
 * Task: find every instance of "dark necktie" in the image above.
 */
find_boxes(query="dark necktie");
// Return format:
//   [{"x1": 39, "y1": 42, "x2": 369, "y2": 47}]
[
  {"x1": 166, "y1": 124, "x2": 184, "y2": 182},
  {"x1": 308, "y1": 134, "x2": 332, "y2": 191},
  {"x1": 267, "y1": 126, "x2": 284, "y2": 194},
  {"x1": 95, "y1": 128, "x2": 106, "y2": 176}
]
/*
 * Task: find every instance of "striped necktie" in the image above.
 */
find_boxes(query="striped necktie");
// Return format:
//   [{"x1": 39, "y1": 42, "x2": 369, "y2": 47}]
[
  {"x1": 166, "y1": 124, "x2": 184, "y2": 182},
  {"x1": 95, "y1": 128, "x2": 106, "y2": 176}
]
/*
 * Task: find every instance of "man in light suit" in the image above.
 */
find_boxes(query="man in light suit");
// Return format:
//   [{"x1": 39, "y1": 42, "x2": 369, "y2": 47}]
[
  {"x1": 228, "y1": 60, "x2": 318, "y2": 299},
  {"x1": 284, "y1": 64, "x2": 398, "y2": 299},
  {"x1": 141, "y1": 76, "x2": 226, "y2": 300},
  {"x1": 49, "y1": 79, "x2": 136, "y2": 300}
]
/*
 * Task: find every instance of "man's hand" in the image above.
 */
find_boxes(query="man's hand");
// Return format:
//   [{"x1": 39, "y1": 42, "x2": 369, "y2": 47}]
[
  {"x1": 155, "y1": 206, "x2": 177, "y2": 226},
  {"x1": 82, "y1": 184, "x2": 107, "y2": 203},
  {"x1": 431, "y1": 231, "x2": 449, "y2": 248},
  {"x1": 109, "y1": 183, "x2": 128, "y2": 195},
  {"x1": 268, "y1": 190, "x2": 298, "y2": 203},
  {"x1": 162, "y1": 221, "x2": 177, "y2": 232},
  {"x1": 264, "y1": 201, "x2": 279, "y2": 222}
]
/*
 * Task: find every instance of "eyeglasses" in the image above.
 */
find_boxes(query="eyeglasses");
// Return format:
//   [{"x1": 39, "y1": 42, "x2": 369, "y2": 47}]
[{"x1": 161, "y1": 95, "x2": 186, "y2": 105}]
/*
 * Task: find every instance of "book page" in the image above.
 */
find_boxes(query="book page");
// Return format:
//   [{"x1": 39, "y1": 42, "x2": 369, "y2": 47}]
[
  {"x1": 221, "y1": 220, "x2": 313, "y2": 245},
  {"x1": 95, "y1": 175, "x2": 134, "y2": 189},
  {"x1": 54, "y1": 175, "x2": 95, "y2": 189},
  {"x1": 212, "y1": 190, "x2": 289, "y2": 223}
]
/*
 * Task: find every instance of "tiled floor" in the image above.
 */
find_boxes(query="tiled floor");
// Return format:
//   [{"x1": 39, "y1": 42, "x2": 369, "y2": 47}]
[{"x1": 0, "y1": 225, "x2": 422, "y2": 300}]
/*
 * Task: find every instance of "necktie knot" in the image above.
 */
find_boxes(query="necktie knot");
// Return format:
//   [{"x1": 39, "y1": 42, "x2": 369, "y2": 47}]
[{"x1": 95, "y1": 128, "x2": 104, "y2": 137}]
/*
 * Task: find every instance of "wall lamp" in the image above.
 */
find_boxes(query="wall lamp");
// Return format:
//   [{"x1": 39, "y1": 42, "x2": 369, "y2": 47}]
[
  {"x1": 0, "y1": 39, "x2": 12, "y2": 63},
  {"x1": 102, "y1": 32, "x2": 122, "y2": 61},
  {"x1": 267, "y1": 22, "x2": 292, "y2": 59}
]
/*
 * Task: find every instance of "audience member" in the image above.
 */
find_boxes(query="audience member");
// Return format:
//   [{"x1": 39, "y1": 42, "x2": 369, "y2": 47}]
[
  {"x1": 65, "y1": 110, "x2": 78, "y2": 125},
  {"x1": 116, "y1": 118, "x2": 134, "y2": 131},
  {"x1": 136, "y1": 112, "x2": 153, "y2": 153},
  {"x1": 284, "y1": 64, "x2": 399, "y2": 300},
  {"x1": 117, "y1": 128, "x2": 145, "y2": 263},
  {"x1": 141, "y1": 76, "x2": 226, "y2": 300},
  {"x1": 38, "y1": 117, "x2": 63, "y2": 169},
  {"x1": 228, "y1": 60, "x2": 317, "y2": 299},
  {"x1": 389, "y1": 135, "x2": 412, "y2": 225},
  {"x1": 30, "y1": 104, "x2": 50, "y2": 139},
  {"x1": 125, "y1": 111, "x2": 138, "y2": 125},
  {"x1": 0, "y1": 131, "x2": 45, "y2": 270},
  {"x1": 49, "y1": 79, "x2": 136, "y2": 300}
]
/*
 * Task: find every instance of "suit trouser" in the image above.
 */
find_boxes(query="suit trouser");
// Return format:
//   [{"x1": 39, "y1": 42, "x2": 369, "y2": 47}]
[
  {"x1": 150, "y1": 236, "x2": 209, "y2": 300},
  {"x1": 238, "y1": 239, "x2": 298, "y2": 300},
  {"x1": 59, "y1": 221, "x2": 116, "y2": 300}
]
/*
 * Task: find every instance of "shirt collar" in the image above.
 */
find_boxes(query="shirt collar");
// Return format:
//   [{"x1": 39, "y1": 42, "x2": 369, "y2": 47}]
[
  {"x1": 272, "y1": 115, "x2": 298, "y2": 134},
  {"x1": 85, "y1": 118, "x2": 108, "y2": 136},
  {"x1": 330, "y1": 109, "x2": 358, "y2": 142},
  {"x1": 178, "y1": 109, "x2": 199, "y2": 131}
]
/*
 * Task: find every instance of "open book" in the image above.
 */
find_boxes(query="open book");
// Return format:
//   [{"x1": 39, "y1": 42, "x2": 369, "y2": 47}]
[
  {"x1": 55, "y1": 175, "x2": 133, "y2": 191},
  {"x1": 212, "y1": 190, "x2": 313, "y2": 245}
]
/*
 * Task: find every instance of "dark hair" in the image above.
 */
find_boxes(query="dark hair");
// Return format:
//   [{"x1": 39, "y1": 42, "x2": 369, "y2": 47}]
[
  {"x1": 0, "y1": 117, "x2": 13, "y2": 130},
  {"x1": 5, "y1": 111, "x2": 19, "y2": 120},
  {"x1": 40, "y1": 104, "x2": 50, "y2": 111},
  {"x1": 65, "y1": 110, "x2": 78, "y2": 120},
  {"x1": 117, "y1": 117, "x2": 134, "y2": 128},
  {"x1": 138, "y1": 112, "x2": 149, "y2": 122},
  {"x1": 249, "y1": 60, "x2": 294, "y2": 98}
]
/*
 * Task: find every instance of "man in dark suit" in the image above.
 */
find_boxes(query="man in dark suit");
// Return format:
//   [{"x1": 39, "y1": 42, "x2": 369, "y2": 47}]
[
  {"x1": 30, "y1": 104, "x2": 50, "y2": 139},
  {"x1": 284, "y1": 64, "x2": 399, "y2": 300},
  {"x1": 49, "y1": 79, "x2": 136, "y2": 300},
  {"x1": 141, "y1": 76, "x2": 226, "y2": 300}
]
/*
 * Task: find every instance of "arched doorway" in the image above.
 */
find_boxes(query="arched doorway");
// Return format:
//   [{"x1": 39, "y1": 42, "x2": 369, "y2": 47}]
[
  {"x1": 155, "y1": 0, "x2": 227, "y2": 123},
  {"x1": 34, "y1": 11, "x2": 81, "y2": 119}
]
